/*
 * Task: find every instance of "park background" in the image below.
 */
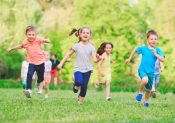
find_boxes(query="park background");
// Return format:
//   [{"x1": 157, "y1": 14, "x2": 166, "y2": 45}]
[
  {"x1": 0, "y1": 0, "x2": 175, "y2": 123},
  {"x1": 1, "y1": 0, "x2": 175, "y2": 93}
]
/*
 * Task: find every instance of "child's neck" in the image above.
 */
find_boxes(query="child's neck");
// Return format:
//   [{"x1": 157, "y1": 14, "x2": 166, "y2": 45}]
[
  {"x1": 105, "y1": 52, "x2": 110, "y2": 56},
  {"x1": 80, "y1": 40, "x2": 89, "y2": 45},
  {"x1": 148, "y1": 44, "x2": 155, "y2": 49}
]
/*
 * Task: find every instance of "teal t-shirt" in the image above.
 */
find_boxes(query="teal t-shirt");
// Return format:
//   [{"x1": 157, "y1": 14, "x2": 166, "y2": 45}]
[{"x1": 136, "y1": 45, "x2": 165, "y2": 73}]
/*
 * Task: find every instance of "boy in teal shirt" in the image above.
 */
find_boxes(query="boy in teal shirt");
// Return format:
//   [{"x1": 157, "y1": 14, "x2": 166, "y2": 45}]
[{"x1": 126, "y1": 30, "x2": 165, "y2": 107}]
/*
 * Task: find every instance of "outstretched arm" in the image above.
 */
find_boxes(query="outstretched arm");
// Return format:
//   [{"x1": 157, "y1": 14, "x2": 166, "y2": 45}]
[
  {"x1": 7, "y1": 45, "x2": 23, "y2": 52},
  {"x1": 92, "y1": 53, "x2": 102, "y2": 62},
  {"x1": 125, "y1": 48, "x2": 137, "y2": 64},
  {"x1": 58, "y1": 49, "x2": 75, "y2": 69},
  {"x1": 160, "y1": 62, "x2": 164, "y2": 72},
  {"x1": 42, "y1": 39, "x2": 50, "y2": 44},
  {"x1": 151, "y1": 49, "x2": 165, "y2": 62}
]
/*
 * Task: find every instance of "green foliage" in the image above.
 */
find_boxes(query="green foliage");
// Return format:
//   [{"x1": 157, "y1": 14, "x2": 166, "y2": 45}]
[{"x1": 0, "y1": 0, "x2": 175, "y2": 91}]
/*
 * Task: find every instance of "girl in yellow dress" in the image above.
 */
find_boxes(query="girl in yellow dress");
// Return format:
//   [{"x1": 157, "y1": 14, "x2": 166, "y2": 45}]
[{"x1": 96, "y1": 42, "x2": 114, "y2": 101}]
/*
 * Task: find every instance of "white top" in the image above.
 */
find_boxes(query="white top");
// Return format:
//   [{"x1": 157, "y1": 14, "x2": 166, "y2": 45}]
[
  {"x1": 72, "y1": 43, "x2": 95, "y2": 73},
  {"x1": 44, "y1": 60, "x2": 52, "y2": 76}
]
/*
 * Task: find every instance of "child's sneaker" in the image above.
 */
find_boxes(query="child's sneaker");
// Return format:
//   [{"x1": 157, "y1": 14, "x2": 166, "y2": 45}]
[
  {"x1": 24, "y1": 89, "x2": 32, "y2": 98},
  {"x1": 78, "y1": 101, "x2": 83, "y2": 105},
  {"x1": 45, "y1": 94, "x2": 48, "y2": 99},
  {"x1": 144, "y1": 102, "x2": 149, "y2": 107},
  {"x1": 136, "y1": 93, "x2": 143, "y2": 102},
  {"x1": 73, "y1": 85, "x2": 79, "y2": 93},
  {"x1": 106, "y1": 97, "x2": 112, "y2": 101},
  {"x1": 151, "y1": 91, "x2": 156, "y2": 98},
  {"x1": 36, "y1": 87, "x2": 42, "y2": 94}
]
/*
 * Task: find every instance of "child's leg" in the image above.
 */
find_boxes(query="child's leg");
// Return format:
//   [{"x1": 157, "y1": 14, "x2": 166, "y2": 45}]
[
  {"x1": 53, "y1": 70, "x2": 58, "y2": 86},
  {"x1": 155, "y1": 74, "x2": 160, "y2": 89},
  {"x1": 79, "y1": 71, "x2": 91, "y2": 103},
  {"x1": 22, "y1": 76, "x2": 27, "y2": 89},
  {"x1": 144, "y1": 89, "x2": 151, "y2": 102},
  {"x1": 45, "y1": 76, "x2": 51, "y2": 95},
  {"x1": 106, "y1": 80, "x2": 110, "y2": 98},
  {"x1": 139, "y1": 77, "x2": 148, "y2": 93},
  {"x1": 36, "y1": 63, "x2": 45, "y2": 90},
  {"x1": 152, "y1": 74, "x2": 156, "y2": 92},
  {"x1": 26, "y1": 64, "x2": 36, "y2": 90}
]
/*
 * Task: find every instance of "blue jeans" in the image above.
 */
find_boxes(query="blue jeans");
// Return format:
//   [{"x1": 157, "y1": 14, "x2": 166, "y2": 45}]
[
  {"x1": 26, "y1": 63, "x2": 45, "y2": 90},
  {"x1": 153, "y1": 74, "x2": 160, "y2": 87},
  {"x1": 74, "y1": 71, "x2": 91, "y2": 97}
]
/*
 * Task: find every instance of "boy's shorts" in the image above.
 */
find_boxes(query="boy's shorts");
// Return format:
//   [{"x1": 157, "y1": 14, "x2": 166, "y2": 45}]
[{"x1": 138, "y1": 70, "x2": 154, "y2": 90}]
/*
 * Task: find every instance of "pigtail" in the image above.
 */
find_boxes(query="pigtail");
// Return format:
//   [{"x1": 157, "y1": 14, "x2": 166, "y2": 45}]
[
  {"x1": 69, "y1": 28, "x2": 78, "y2": 36},
  {"x1": 97, "y1": 42, "x2": 106, "y2": 55}
]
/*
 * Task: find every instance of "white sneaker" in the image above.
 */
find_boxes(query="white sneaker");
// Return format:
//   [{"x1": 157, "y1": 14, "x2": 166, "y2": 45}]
[
  {"x1": 106, "y1": 97, "x2": 112, "y2": 101},
  {"x1": 36, "y1": 87, "x2": 42, "y2": 94},
  {"x1": 45, "y1": 94, "x2": 48, "y2": 99},
  {"x1": 24, "y1": 89, "x2": 32, "y2": 98},
  {"x1": 78, "y1": 101, "x2": 83, "y2": 105}
]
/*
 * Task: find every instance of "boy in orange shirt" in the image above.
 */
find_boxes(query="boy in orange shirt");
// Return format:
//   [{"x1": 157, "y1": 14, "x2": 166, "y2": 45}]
[{"x1": 7, "y1": 25, "x2": 50, "y2": 98}]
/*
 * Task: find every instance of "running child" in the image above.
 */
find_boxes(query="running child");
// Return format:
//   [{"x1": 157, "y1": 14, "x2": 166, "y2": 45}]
[
  {"x1": 151, "y1": 59, "x2": 164, "y2": 98},
  {"x1": 125, "y1": 30, "x2": 165, "y2": 107},
  {"x1": 7, "y1": 25, "x2": 50, "y2": 98},
  {"x1": 58, "y1": 27, "x2": 101, "y2": 105},
  {"x1": 95, "y1": 42, "x2": 114, "y2": 101},
  {"x1": 44, "y1": 51, "x2": 52, "y2": 99},
  {"x1": 50, "y1": 54, "x2": 60, "y2": 86},
  {"x1": 21, "y1": 59, "x2": 29, "y2": 90}
]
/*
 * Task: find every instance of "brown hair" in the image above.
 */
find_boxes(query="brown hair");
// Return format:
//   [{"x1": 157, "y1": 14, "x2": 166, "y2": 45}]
[
  {"x1": 25, "y1": 25, "x2": 36, "y2": 34},
  {"x1": 97, "y1": 42, "x2": 113, "y2": 55},
  {"x1": 146, "y1": 30, "x2": 158, "y2": 39},
  {"x1": 69, "y1": 27, "x2": 92, "y2": 42}
]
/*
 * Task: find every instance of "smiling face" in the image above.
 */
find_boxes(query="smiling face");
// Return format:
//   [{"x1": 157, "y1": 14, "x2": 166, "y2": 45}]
[
  {"x1": 79, "y1": 28, "x2": 91, "y2": 42},
  {"x1": 104, "y1": 44, "x2": 113, "y2": 54},
  {"x1": 147, "y1": 34, "x2": 158, "y2": 47},
  {"x1": 45, "y1": 51, "x2": 50, "y2": 61},
  {"x1": 26, "y1": 30, "x2": 36, "y2": 42}
]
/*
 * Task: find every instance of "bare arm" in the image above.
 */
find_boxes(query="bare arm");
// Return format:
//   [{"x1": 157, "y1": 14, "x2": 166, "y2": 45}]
[
  {"x1": 7, "y1": 45, "x2": 23, "y2": 52},
  {"x1": 160, "y1": 62, "x2": 164, "y2": 72},
  {"x1": 92, "y1": 53, "x2": 102, "y2": 62},
  {"x1": 125, "y1": 48, "x2": 137, "y2": 64},
  {"x1": 58, "y1": 49, "x2": 75, "y2": 69},
  {"x1": 152, "y1": 49, "x2": 165, "y2": 62},
  {"x1": 97, "y1": 59, "x2": 105, "y2": 77},
  {"x1": 42, "y1": 39, "x2": 50, "y2": 43}
]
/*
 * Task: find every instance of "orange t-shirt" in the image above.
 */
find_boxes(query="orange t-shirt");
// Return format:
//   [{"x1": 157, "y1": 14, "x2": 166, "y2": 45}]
[{"x1": 22, "y1": 37, "x2": 45, "y2": 65}]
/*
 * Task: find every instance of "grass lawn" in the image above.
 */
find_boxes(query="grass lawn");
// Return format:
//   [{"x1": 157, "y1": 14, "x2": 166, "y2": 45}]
[{"x1": 0, "y1": 89, "x2": 175, "y2": 123}]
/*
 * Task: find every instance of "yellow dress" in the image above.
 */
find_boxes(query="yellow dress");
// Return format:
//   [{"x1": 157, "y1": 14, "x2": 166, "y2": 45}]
[{"x1": 98, "y1": 52, "x2": 111, "y2": 83}]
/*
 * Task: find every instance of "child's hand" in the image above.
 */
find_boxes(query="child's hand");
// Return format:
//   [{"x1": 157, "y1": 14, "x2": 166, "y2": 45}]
[
  {"x1": 100, "y1": 72, "x2": 105, "y2": 77},
  {"x1": 96, "y1": 54, "x2": 103, "y2": 61},
  {"x1": 7, "y1": 48, "x2": 12, "y2": 52},
  {"x1": 57, "y1": 64, "x2": 62, "y2": 69},
  {"x1": 125, "y1": 58, "x2": 131, "y2": 64},
  {"x1": 66, "y1": 58, "x2": 71, "y2": 62},
  {"x1": 151, "y1": 48, "x2": 157, "y2": 55}
]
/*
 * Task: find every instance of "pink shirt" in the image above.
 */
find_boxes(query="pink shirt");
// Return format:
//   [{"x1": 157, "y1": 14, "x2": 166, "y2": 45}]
[{"x1": 22, "y1": 37, "x2": 45, "y2": 65}]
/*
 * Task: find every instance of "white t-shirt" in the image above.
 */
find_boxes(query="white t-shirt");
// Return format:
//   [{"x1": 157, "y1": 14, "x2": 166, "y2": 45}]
[
  {"x1": 72, "y1": 43, "x2": 95, "y2": 73},
  {"x1": 44, "y1": 60, "x2": 52, "y2": 77}
]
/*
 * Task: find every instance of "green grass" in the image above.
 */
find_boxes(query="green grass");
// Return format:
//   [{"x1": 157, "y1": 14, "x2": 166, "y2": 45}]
[{"x1": 0, "y1": 89, "x2": 175, "y2": 123}]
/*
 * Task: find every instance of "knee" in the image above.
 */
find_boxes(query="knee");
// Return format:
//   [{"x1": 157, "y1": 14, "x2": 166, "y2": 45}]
[
  {"x1": 146, "y1": 89, "x2": 151, "y2": 93},
  {"x1": 142, "y1": 77, "x2": 148, "y2": 85}
]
